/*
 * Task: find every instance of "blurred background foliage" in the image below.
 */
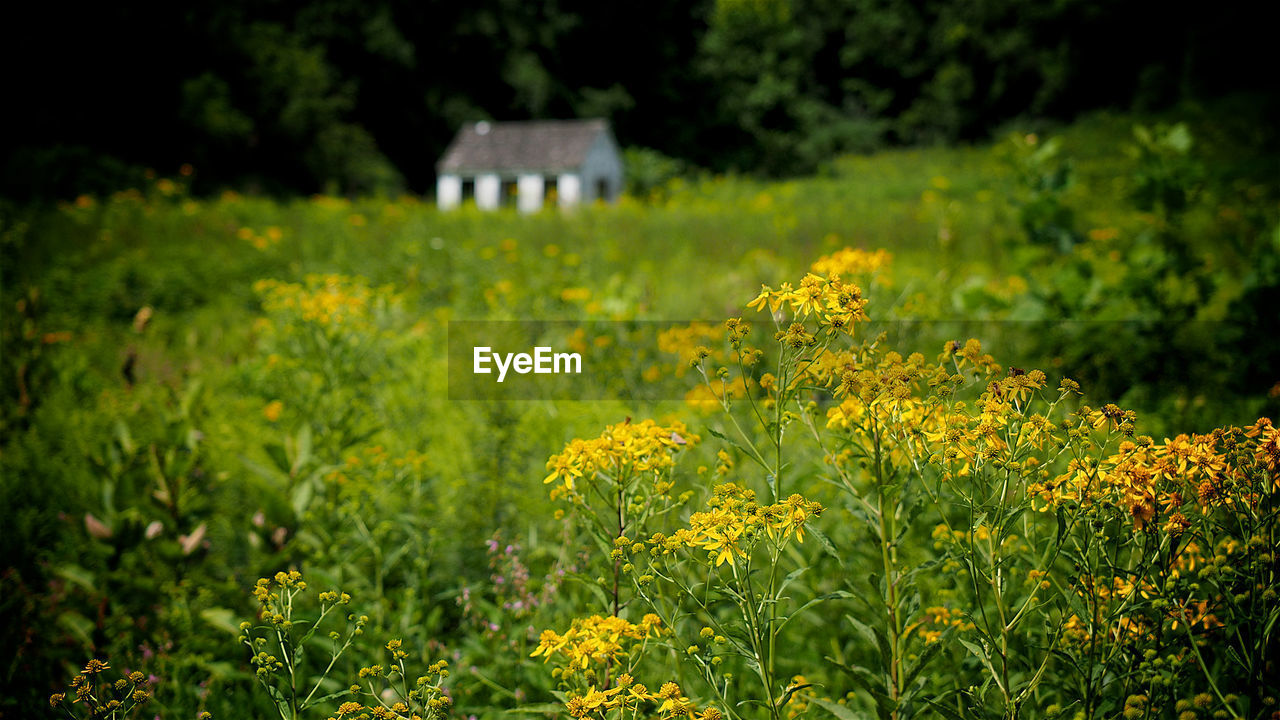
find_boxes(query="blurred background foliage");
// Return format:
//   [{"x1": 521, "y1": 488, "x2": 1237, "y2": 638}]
[{"x1": 3, "y1": 0, "x2": 1276, "y2": 198}]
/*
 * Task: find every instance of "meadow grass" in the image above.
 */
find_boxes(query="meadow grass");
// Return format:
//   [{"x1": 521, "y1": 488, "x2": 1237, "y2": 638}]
[{"x1": 3, "y1": 107, "x2": 1277, "y2": 719}]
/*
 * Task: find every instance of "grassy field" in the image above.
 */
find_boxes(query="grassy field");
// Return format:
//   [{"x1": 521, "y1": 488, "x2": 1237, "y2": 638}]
[{"x1": 3, "y1": 108, "x2": 1278, "y2": 719}]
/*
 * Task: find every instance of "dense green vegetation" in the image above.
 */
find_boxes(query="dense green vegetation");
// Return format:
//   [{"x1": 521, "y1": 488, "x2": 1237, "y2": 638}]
[
  {"x1": 5, "y1": 0, "x2": 1275, "y2": 198},
  {"x1": 2, "y1": 109, "x2": 1278, "y2": 718}
]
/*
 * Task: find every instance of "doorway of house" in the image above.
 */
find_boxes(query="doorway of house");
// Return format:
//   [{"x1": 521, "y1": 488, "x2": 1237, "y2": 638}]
[{"x1": 545, "y1": 177, "x2": 559, "y2": 207}]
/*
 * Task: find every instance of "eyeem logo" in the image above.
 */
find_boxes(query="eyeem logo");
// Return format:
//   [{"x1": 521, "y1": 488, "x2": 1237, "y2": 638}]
[
  {"x1": 448, "y1": 318, "x2": 1211, "y2": 401},
  {"x1": 448, "y1": 320, "x2": 645, "y2": 400},
  {"x1": 473, "y1": 346, "x2": 582, "y2": 383}
]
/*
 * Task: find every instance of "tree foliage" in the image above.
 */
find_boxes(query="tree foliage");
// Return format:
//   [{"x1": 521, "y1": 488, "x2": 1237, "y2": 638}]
[{"x1": 3, "y1": 0, "x2": 1273, "y2": 197}]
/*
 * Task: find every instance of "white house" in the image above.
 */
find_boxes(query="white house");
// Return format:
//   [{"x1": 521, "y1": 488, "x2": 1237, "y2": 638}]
[{"x1": 435, "y1": 119, "x2": 624, "y2": 212}]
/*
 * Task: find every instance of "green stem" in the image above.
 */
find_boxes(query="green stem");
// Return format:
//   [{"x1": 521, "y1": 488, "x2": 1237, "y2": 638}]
[
  {"x1": 872, "y1": 423, "x2": 903, "y2": 720},
  {"x1": 1178, "y1": 601, "x2": 1242, "y2": 719},
  {"x1": 732, "y1": 557, "x2": 780, "y2": 720}
]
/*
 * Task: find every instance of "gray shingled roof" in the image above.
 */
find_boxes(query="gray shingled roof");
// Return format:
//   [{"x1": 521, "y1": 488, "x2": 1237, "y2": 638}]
[{"x1": 437, "y1": 119, "x2": 610, "y2": 174}]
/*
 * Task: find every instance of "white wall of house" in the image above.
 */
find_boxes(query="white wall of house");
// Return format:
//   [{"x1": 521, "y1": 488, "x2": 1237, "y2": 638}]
[
  {"x1": 475, "y1": 174, "x2": 501, "y2": 210},
  {"x1": 438, "y1": 131, "x2": 623, "y2": 211},
  {"x1": 580, "y1": 131, "x2": 625, "y2": 203},
  {"x1": 437, "y1": 174, "x2": 462, "y2": 210},
  {"x1": 557, "y1": 173, "x2": 582, "y2": 208},
  {"x1": 517, "y1": 174, "x2": 544, "y2": 214}
]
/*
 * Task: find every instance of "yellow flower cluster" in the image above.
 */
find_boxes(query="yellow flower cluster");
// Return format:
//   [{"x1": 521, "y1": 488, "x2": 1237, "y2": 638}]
[
  {"x1": 252, "y1": 570, "x2": 306, "y2": 608},
  {"x1": 943, "y1": 338, "x2": 1003, "y2": 376},
  {"x1": 237, "y1": 225, "x2": 285, "y2": 250},
  {"x1": 915, "y1": 366, "x2": 1053, "y2": 476},
  {"x1": 530, "y1": 614, "x2": 665, "y2": 672},
  {"x1": 543, "y1": 419, "x2": 699, "y2": 501},
  {"x1": 255, "y1": 274, "x2": 397, "y2": 329},
  {"x1": 329, "y1": 640, "x2": 449, "y2": 720},
  {"x1": 563, "y1": 677, "x2": 721, "y2": 720},
  {"x1": 49, "y1": 661, "x2": 152, "y2": 715},
  {"x1": 262, "y1": 400, "x2": 284, "y2": 422},
  {"x1": 809, "y1": 247, "x2": 892, "y2": 279},
  {"x1": 682, "y1": 376, "x2": 754, "y2": 414},
  {"x1": 328, "y1": 699, "x2": 442, "y2": 720},
  {"x1": 1033, "y1": 418, "x2": 1278, "y2": 530},
  {"x1": 647, "y1": 484, "x2": 822, "y2": 567},
  {"x1": 1249, "y1": 417, "x2": 1280, "y2": 473},
  {"x1": 832, "y1": 350, "x2": 934, "y2": 407},
  {"x1": 810, "y1": 339, "x2": 996, "y2": 403},
  {"x1": 657, "y1": 322, "x2": 728, "y2": 374},
  {"x1": 908, "y1": 606, "x2": 975, "y2": 644},
  {"x1": 746, "y1": 273, "x2": 869, "y2": 334},
  {"x1": 1059, "y1": 575, "x2": 1164, "y2": 649},
  {"x1": 324, "y1": 446, "x2": 430, "y2": 492}
]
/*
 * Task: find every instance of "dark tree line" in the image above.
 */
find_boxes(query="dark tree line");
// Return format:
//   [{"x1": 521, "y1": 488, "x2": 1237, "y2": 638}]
[{"x1": 3, "y1": 0, "x2": 1272, "y2": 198}]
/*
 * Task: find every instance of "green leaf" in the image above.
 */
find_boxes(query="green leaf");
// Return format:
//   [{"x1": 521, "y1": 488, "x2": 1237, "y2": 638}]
[
  {"x1": 114, "y1": 419, "x2": 135, "y2": 455},
  {"x1": 844, "y1": 614, "x2": 878, "y2": 649},
  {"x1": 179, "y1": 378, "x2": 204, "y2": 418},
  {"x1": 201, "y1": 607, "x2": 242, "y2": 635},
  {"x1": 240, "y1": 453, "x2": 289, "y2": 486},
  {"x1": 382, "y1": 543, "x2": 411, "y2": 575},
  {"x1": 957, "y1": 637, "x2": 1003, "y2": 693},
  {"x1": 810, "y1": 696, "x2": 869, "y2": 720},
  {"x1": 808, "y1": 526, "x2": 845, "y2": 568},
  {"x1": 775, "y1": 591, "x2": 853, "y2": 634},
  {"x1": 704, "y1": 426, "x2": 732, "y2": 442},
  {"x1": 291, "y1": 425, "x2": 313, "y2": 477},
  {"x1": 777, "y1": 565, "x2": 809, "y2": 596},
  {"x1": 902, "y1": 556, "x2": 943, "y2": 583},
  {"x1": 902, "y1": 592, "x2": 921, "y2": 629},
  {"x1": 1000, "y1": 507, "x2": 1026, "y2": 537},
  {"x1": 865, "y1": 572, "x2": 881, "y2": 600},
  {"x1": 777, "y1": 683, "x2": 815, "y2": 709},
  {"x1": 842, "y1": 664, "x2": 895, "y2": 717},
  {"x1": 58, "y1": 610, "x2": 95, "y2": 647},
  {"x1": 703, "y1": 425, "x2": 756, "y2": 463},
  {"x1": 903, "y1": 631, "x2": 948, "y2": 688},
  {"x1": 970, "y1": 513, "x2": 988, "y2": 534},
  {"x1": 54, "y1": 564, "x2": 97, "y2": 593},
  {"x1": 565, "y1": 572, "x2": 610, "y2": 608},
  {"x1": 1165, "y1": 122, "x2": 1193, "y2": 153},
  {"x1": 265, "y1": 685, "x2": 292, "y2": 719},
  {"x1": 921, "y1": 694, "x2": 967, "y2": 720},
  {"x1": 264, "y1": 443, "x2": 291, "y2": 475},
  {"x1": 291, "y1": 480, "x2": 314, "y2": 517},
  {"x1": 308, "y1": 688, "x2": 358, "y2": 707},
  {"x1": 199, "y1": 661, "x2": 243, "y2": 680}
]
